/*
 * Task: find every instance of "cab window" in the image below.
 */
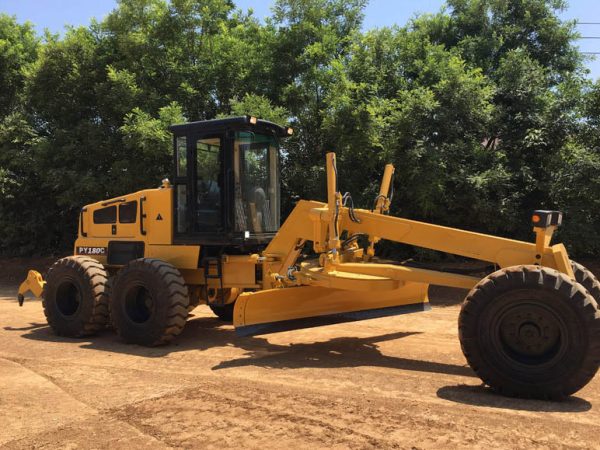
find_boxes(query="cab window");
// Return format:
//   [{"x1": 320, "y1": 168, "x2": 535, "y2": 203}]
[
  {"x1": 195, "y1": 137, "x2": 221, "y2": 231},
  {"x1": 119, "y1": 201, "x2": 137, "y2": 224},
  {"x1": 176, "y1": 136, "x2": 187, "y2": 177},
  {"x1": 93, "y1": 206, "x2": 117, "y2": 224},
  {"x1": 235, "y1": 132, "x2": 279, "y2": 233}
]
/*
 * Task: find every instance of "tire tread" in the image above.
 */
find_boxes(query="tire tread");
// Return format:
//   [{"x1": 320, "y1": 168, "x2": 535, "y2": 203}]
[
  {"x1": 43, "y1": 256, "x2": 110, "y2": 337},
  {"x1": 111, "y1": 258, "x2": 189, "y2": 346},
  {"x1": 459, "y1": 264, "x2": 600, "y2": 399}
]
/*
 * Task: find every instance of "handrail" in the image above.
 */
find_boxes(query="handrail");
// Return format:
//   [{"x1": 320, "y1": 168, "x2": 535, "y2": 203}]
[
  {"x1": 101, "y1": 198, "x2": 126, "y2": 206},
  {"x1": 140, "y1": 196, "x2": 147, "y2": 236},
  {"x1": 80, "y1": 207, "x2": 88, "y2": 237}
]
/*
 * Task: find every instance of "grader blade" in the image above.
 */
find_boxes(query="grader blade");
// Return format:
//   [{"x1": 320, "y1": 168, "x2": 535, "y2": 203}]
[{"x1": 233, "y1": 283, "x2": 429, "y2": 336}]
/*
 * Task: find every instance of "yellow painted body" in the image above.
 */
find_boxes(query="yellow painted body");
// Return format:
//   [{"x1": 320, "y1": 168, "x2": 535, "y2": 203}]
[
  {"x1": 76, "y1": 183, "x2": 199, "y2": 269},
  {"x1": 17, "y1": 270, "x2": 46, "y2": 302},
  {"x1": 18, "y1": 153, "x2": 574, "y2": 334},
  {"x1": 234, "y1": 283, "x2": 429, "y2": 330},
  {"x1": 231, "y1": 153, "x2": 572, "y2": 329},
  {"x1": 72, "y1": 183, "x2": 267, "y2": 294}
]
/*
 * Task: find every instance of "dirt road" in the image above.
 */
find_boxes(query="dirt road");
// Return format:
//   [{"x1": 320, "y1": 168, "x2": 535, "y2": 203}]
[{"x1": 0, "y1": 281, "x2": 598, "y2": 449}]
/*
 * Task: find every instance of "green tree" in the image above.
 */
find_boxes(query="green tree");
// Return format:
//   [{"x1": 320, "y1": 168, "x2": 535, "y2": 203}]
[
  {"x1": 324, "y1": 26, "x2": 502, "y2": 234},
  {"x1": 1, "y1": 0, "x2": 599, "y2": 258},
  {"x1": 263, "y1": 0, "x2": 367, "y2": 206},
  {"x1": 0, "y1": 15, "x2": 39, "y2": 117},
  {"x1": 414, "y1": 0, "x2": 588, "y2": 239}
]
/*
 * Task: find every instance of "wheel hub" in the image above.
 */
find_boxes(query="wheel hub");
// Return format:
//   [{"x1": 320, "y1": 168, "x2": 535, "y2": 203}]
[
  {"x1": 125, "y1": 285, "x2": 154, "y2": 324},
  {"x1": 498, "y1": 304, "x2": 561, "y2": 359},
  {"x1": 56, "y1": 280, "x2": 81, "y2": 318},
  {"x1": 518, "y1": 322, "x2": 543, "y2": 345}
]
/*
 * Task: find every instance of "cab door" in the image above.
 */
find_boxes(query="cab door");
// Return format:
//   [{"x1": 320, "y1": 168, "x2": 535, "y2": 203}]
[
  {"x1": 191, "y1": 134, "x2": 223, "y2": 233},
  {"x1": 173, "y1": 135, "x2": 191, "y2": 236},
  {"x1": 173, "y1": 132, "x2": 226, "y2": 240}
]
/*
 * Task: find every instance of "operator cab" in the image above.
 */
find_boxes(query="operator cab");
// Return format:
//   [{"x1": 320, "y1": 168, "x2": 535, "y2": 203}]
[{"x1": 168, "y1": 116, "x2": 292, "y2": 250}]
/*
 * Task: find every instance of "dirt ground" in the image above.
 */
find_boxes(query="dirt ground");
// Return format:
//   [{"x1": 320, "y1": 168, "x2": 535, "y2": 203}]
[{"x1": 0, "y1": 259, "x2": 599, "y2": 449}]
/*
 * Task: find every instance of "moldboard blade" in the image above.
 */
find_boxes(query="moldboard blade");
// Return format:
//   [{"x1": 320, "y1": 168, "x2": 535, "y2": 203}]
[{"x1": 233, "y1": 284, "x2": 430, "y2": 337}]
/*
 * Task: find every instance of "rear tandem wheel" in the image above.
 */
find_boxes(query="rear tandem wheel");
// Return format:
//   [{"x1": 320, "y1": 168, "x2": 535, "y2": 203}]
[
  {"x1": 207, "y1": 288, "x2": 238, "y2": 321},
  {"x1": 110, "y1": 258, "x2": 190, "y2": 346},
  {"x1": 459, "y1": 265, "x2": 600, "y2": 399},
  {"x1": 43, "y1": 256, "x2": 110, "y2": 337},
  {"x1": 209, "y1": 302, "x2": 235, "y2": 321}
]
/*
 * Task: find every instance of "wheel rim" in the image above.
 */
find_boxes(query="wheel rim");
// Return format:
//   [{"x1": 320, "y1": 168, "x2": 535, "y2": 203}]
[
  {"x1": 56, "y1": 280, "x2": 81, "y2": 317},
  {"x1": 124, "y1": 285, "x2": 154, "y2": 324},
  {"x1": 493, "y1": 301, "x2": 568, "y2": 367}
]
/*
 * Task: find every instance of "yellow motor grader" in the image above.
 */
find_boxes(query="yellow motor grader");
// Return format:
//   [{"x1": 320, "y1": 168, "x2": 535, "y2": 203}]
[{"x1": 18, "y1": 116, "x2": 600, "y2": 399}]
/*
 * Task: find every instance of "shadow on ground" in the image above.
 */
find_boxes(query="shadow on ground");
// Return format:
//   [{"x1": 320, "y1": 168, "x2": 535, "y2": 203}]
[
  {"x1": 12, "y1": 314, "x2": 475, "y2": 379},
  {"x1": 8, "y1": 315, "x2": 593, "y2": 413},
  {"x1": 437, "y1": 384, "x2": 592, "y2": 413}
]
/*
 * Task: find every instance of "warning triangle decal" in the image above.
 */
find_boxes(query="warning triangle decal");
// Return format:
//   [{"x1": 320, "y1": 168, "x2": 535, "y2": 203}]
[{"x1": 156, "y1": 213, "x2": 163, "y2": 221}]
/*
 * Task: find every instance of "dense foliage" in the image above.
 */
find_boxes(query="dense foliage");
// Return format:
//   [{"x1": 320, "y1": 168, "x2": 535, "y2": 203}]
[{"x1": 1, "y1": 0, "x2": 599, "y2": 257}]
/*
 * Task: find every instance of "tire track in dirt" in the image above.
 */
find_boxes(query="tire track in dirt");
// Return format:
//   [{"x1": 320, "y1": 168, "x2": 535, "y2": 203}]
[
  {"x1": 1, "y1": 283, "x2": 599, "y2": 448},
  {"x1": 0, "y1": 356, "x2": 173, "y2": 449},
  {"x1": 108, "y1": 375, "x2": 598, "y2": 449}
]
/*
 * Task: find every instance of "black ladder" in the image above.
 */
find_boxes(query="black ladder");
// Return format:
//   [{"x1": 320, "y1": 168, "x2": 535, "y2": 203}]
[{"x1": 202, "y1": 257, "x2": 225, "y2": 305}]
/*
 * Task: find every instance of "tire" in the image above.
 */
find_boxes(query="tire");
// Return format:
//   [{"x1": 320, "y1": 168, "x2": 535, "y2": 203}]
[
  {"x1": 209, "y1": 302, "x2": 235, "y2": 321},
  {"x1": 459, "y1": 265, "x2": 600, "y2": 399},
  {"x1": 572, "y1": 261, "x2": 600, "y2": 304},
  {"x1": 43, "y1": 256, "x2": 109, "y2": 337},
  {"x1": 111, "y1": 258, "x2": 189, "y2": 346}
]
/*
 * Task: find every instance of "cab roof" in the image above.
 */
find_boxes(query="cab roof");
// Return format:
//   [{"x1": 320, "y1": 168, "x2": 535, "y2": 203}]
[{"x1": 168, "y1": 116, "x2": 291, "y2": 138}]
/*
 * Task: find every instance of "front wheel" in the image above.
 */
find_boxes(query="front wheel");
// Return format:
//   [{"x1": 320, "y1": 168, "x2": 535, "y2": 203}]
[
  {"x1": 572, "y1": 261, "x2": 600, "y2": 304},
  {"x1": 459, "y1": 265, "x2": 600, "y2": 399}
]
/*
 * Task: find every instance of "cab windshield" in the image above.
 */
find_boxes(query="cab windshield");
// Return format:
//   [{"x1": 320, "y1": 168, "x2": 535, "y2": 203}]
[{"x1": 234, "y1": 132, "x2": 280, "y2": 234}]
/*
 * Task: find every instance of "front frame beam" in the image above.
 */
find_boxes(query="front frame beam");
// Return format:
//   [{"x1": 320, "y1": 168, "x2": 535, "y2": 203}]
[{"x1": 262, "y1": 153, "x2": 573, "y2": 291}]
